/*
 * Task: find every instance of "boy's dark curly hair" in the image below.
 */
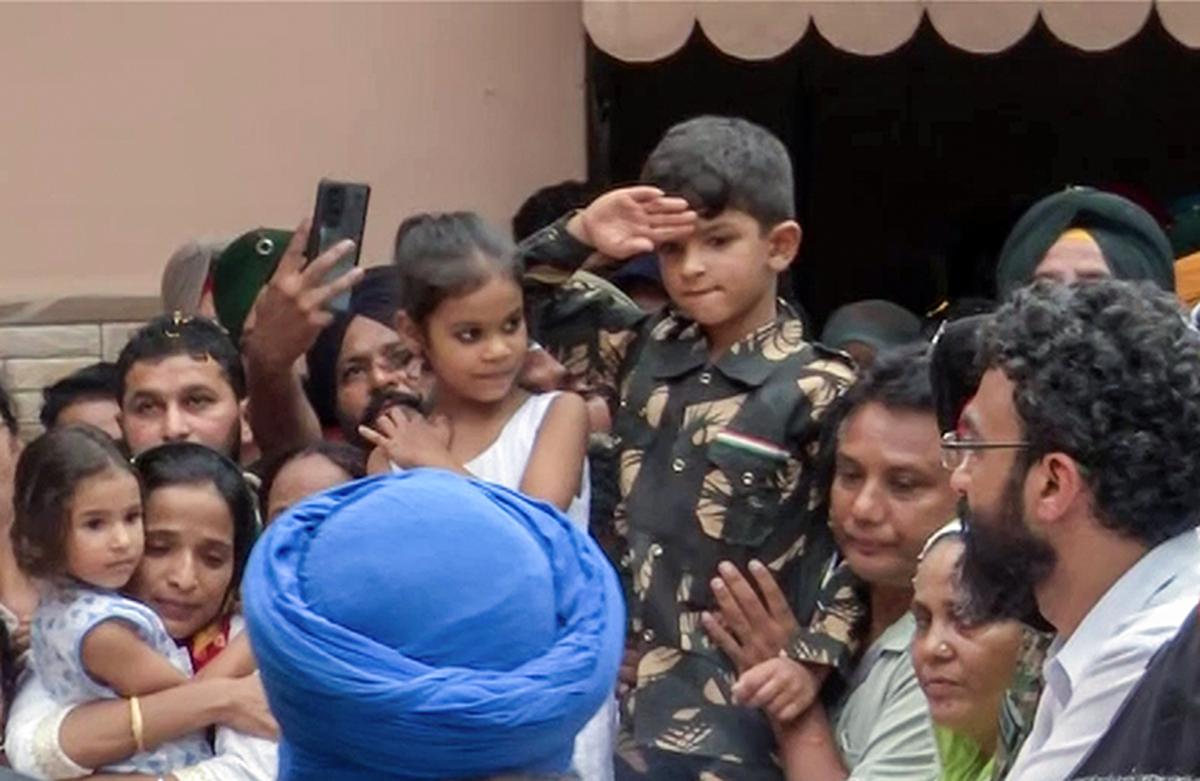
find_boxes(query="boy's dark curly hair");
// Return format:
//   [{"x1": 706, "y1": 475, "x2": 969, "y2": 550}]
[
  {"x1": 980, "y1": 280, "x2": 1200, "y2": 546},
  {"x1": 641, "y1": 115, "x2": 794, "y2": 230}
]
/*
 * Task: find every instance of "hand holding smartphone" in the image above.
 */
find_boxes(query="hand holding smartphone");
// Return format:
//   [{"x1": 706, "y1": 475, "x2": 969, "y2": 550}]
[{"x1": 306, "y1": 179, "x2": 371, "y2": 312}]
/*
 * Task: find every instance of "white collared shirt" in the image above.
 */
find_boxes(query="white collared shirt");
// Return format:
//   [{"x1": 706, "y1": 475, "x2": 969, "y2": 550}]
[{"x1": 1006, "y1": 528, "x2": 1200, "y2": 781}]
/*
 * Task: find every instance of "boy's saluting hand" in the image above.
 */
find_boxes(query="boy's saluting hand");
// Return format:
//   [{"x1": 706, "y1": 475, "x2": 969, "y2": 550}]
[{"x1": 566, "y1": 186, "x2": 697, "y2": 259}]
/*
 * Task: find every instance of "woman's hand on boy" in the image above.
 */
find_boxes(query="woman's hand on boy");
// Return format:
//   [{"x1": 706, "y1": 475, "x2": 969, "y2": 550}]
[
  {"x1": 702, "y1": 559, "x2": 799, "y2": 673},
  {"x1": 358, "y1": 406, "x2": 455, "y2": 472},
  {"x1": 567, "y1": 186, "x2": 697, "y2": 259}
]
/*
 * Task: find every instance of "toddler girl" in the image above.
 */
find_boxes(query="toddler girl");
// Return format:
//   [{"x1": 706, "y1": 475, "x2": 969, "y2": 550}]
[{"x1": 12, "y1": 425, "x2": 249, "y2": 774}]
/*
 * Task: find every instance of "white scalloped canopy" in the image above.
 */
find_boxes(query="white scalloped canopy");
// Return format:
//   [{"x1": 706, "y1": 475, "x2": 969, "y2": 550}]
[{"x1": 584, "y1": 0, "x2": 1194, "y2": 61}]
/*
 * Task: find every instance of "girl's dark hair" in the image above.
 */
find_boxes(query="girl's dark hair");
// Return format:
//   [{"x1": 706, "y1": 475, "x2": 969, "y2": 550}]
[
  {"x1": 0, "y1": 619, "x2": 16, "y2": 718},
  {"x1": 392, "y1": 212, "x2": 521, "y2": 325},
  {"x1": 12, "y1": 425, "x2": 136, "y2": 578},
  {"x1": 0, "y1": 380, "x2": 18, "y2": 437},
  {"x1": 134, "y1": 442, "x2": 258, "y2": 592},
  {"x1": 258, "y1": 441, "x2": 366, "y2": 512}
]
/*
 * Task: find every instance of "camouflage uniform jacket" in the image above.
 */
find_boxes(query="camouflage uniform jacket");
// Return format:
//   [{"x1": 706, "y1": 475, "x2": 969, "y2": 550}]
[
  {"x1": 994, "y1": 628, "x2": 1051, "y2": 779},
  {"x1": 519, "y1": 220, "x2": 865, "y2": 766}
]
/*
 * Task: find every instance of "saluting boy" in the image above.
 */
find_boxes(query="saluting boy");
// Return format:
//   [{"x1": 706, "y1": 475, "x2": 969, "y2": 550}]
[{"x1": 518, "y1": 116, "x2": 863, "y2": 780}]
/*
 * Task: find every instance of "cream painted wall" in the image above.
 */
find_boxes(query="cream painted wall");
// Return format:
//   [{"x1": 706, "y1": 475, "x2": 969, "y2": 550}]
[{"x1": 0, "y1": 1, "x2": 585, "y2": 302}]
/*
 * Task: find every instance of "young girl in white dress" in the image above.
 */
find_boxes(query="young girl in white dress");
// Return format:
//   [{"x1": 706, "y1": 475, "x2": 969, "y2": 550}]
[{"x1": 359, "y1": 212, "x2": 614, "y2": 781}]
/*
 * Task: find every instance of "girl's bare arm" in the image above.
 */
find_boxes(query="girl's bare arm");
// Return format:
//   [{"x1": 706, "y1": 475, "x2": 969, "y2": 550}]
[{"x1": 521, "y1": 392, "x2": 589, "y2": 511}]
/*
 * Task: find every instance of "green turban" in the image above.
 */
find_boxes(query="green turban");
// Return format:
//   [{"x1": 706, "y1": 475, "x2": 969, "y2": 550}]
[{"x1": 995, "y1": 187, "x2": 1175, "y2": 299}]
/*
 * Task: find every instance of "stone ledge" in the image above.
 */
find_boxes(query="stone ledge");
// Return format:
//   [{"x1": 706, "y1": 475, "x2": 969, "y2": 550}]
[
  {"x1": 101, "y1": 322, "x2": 146, "y2": 363},
  {"x1": 0, "y1": 297, "x2": 158, "y2": 442},
  {"x1": 11, "y1": 390, "x2": 44, "y2": 426},
  {"x1": 0, "y1": 296, "x2": 160, "y2": 326},
  {"x1": 2, "y1": 357, "x2": 103, "y2": 392},
  {"x1": 0, "y1": 324, "x2": 101, "y2": 359}
]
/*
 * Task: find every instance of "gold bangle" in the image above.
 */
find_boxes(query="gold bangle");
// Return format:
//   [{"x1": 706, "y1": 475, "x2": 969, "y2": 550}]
[{"x1": 129, "y1": 695, "x2": 146, "y2": 753}]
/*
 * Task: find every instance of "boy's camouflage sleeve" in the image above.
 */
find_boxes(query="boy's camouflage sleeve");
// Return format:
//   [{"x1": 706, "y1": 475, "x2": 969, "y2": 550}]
[
  {"x1": 780, "y1": 354, "x2": 868, "y2": 675},
  {"x1": 994, "y1": 628, "x2": 1052, "y2": 779},
  {"x1": 788, "y1": 560, "x2": 868, "y2": 677},
  {"x1": 516, "y1": 216, "x2": 650, "y2": 412},
  {"x1": 517, "y1": 213, "x2": 595, "y2": 282}
]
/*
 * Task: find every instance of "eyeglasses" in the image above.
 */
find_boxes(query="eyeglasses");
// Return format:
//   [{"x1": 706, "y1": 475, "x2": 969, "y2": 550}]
[{"x1": 940, "y1": 430, "x2": 1030, "y2": 471}]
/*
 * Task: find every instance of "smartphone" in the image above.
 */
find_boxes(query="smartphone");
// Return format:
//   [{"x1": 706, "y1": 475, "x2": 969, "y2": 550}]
[{"x1": 305, "y1": 179, "x2": 370, "y2": 311}]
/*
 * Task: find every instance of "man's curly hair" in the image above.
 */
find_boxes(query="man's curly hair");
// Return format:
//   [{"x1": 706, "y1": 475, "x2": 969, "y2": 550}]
[{"x1": 981, "y1": 280, "x2": 1200, "y2": 545}]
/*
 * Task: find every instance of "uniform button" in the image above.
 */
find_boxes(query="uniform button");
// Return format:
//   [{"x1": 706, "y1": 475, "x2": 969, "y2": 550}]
[
  {"x1": 699, "y1": 372, "x2": 712, "y2": 385},
  {"x1": 672, "y1": 458, "x2": 686, "y2": 473},
  {"x1": 649, "y1": 543, "x2": 663, "y2": 558},
  {"x1": 742, "y1": 471, "x2": 755, "y2": 486},
  {"x1": 613, "y1": 435, "x2": 622, "y2": 446},
  {"x1": 749, "y1": 496, "x2": 765, "y2": 510},
  {"x1": 642, "y1": 629, "x2": 656, "y2": 644},
  {"x1": 620, "y1": 399, "x2": 629, "y2": 408}
]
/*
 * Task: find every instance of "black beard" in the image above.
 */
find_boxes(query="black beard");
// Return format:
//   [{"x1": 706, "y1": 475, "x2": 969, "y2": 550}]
[
  {"x1": 957, "y1": 463, "x2": 1057, "y2": 630},
  {"x1": 343, "y1": 388, "x2": 425, "y2": 450},
  {"x1": 223, "y1": 419, "x2": 243, "y2": 464}
]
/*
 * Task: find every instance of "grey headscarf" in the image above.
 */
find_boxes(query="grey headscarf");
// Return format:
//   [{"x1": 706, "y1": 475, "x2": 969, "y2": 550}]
[{"x1": 160, "y1": 237, "x2": 230, "y2": 315}]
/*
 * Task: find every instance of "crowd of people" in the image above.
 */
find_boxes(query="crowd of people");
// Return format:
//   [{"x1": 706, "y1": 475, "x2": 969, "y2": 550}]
[{"x1": 1, "y1": 114, "x2": 1199, "y2": 781}]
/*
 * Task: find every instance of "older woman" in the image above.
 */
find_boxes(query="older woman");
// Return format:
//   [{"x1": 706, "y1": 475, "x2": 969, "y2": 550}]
[
  {"x1": 911, "y1": 523, "x2": 1025, "y2": 781},
  {"x1": 4, "y1": 443, "x2": 277, "y2": 780}
]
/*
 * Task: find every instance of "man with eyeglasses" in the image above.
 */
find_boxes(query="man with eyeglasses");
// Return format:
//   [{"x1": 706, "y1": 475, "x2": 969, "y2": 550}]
[{"x1": 942, "y1": 279, "x2": 1200, "y2": 781}]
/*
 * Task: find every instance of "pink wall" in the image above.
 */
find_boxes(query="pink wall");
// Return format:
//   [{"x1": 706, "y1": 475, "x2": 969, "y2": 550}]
[{"x1": 0, "y1": 1, "x2": 585, "y2": 302}]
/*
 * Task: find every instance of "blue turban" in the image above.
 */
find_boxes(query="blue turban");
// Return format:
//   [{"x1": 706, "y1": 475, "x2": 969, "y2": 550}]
[{"x1": 243, "y1": 469, "x2": 625, "y2": 780}]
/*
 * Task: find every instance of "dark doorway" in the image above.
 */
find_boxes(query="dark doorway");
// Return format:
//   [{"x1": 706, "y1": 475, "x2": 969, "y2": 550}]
[{"x1": 587, "y1": 11, "x2": 1200, "y2": 328}]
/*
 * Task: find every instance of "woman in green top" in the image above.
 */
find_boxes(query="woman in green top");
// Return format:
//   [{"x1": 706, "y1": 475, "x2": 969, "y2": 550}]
[{"x1": 910, "y1": 523, "x2": 1024, "y2": 781}]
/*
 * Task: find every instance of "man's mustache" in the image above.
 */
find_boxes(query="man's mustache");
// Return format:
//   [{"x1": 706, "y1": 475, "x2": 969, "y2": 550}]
[{"x1": 359, "y1": 389, "x2": 425, "y2": 431}]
